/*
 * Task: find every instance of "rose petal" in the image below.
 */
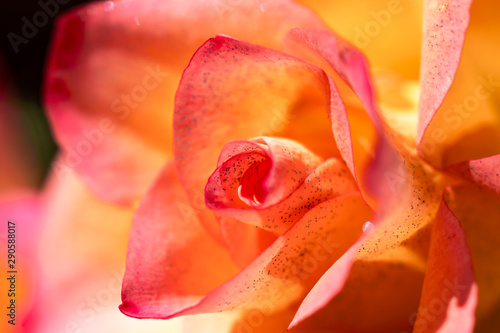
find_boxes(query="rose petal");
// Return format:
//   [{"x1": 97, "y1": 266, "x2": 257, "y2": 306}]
[
  {"x1": 44, "y1": 0, "x2": 328, "y2": 204},
  {"x1": 417, "y1": 0, "x2": 500, "y2": 168},
  {"x1": 174, "y1": 35, "x2": 336, "y2": 239},
  {"x1": 290, "y1": 202, "x2": 433, "y2": 330},
  {"x1": 288, "y1": 243, "x2": 359, "y2": 329},
  {"x1": 35, "y1": 156, "x2": 135, "y2": 332},
  {"x1": 218, "y1": 217, "x2": 278, "y2": 269},
  {"x1": 413, "y1": 198, "x2": 477, "y2": 333},
  {"x1": 446, "y1": 154, "x2": 500, "y2": 194},
  {"x1": 283, "y1": 28, "x2": 405, "y2": 208},
  {"x1": 122, "y1": 190, "x2": 372, "y2": 319},
  {"x1": 291, "y1": 137, "x2": 445, "y2": 328},
  {"x1": 444, "y1": 184, "x2": 500, "y2": 323},
  {"x1": 39, "y1": 159, "x2": 134, "y2": 282},
  {"x1": 417, "y1": 0, "x2": 472, "y2": 143},
  {"x1": 120, "y1": 161, "x2": 238, "y2": 318},
  {"x1": 210, "y1": 155, "x2": 357, "y2": 233},
  {"x1": 177, "y1": 194, "x2": 372, "y2": 318},
  {"x1": 291, "y1": 244, "x2": 428, "y2": 331},
  {"x1": 27, "y1": 164, "x2": 188, "y2": 333},
  {"x1": 206, "y1": 137, "x2": 323, "y2": 210}
]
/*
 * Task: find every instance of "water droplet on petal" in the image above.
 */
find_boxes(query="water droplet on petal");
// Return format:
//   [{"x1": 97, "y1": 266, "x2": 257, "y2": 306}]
[
  {"x1": 103, "y1": 1, "x2": 115, "y2": 12},
  {"x1": 362, "y1": 221, "x2": 375, "y2": 233}
]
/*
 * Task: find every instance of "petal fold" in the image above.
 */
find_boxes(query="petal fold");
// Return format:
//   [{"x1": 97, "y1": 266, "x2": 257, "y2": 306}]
[{"x1": 206, "y1": 137, "x2": 357, "y2": 233}]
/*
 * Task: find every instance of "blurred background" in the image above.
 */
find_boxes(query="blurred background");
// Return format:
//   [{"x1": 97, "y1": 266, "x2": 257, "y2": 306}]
[{"x1": 0, "y1": 0, "x2": 94, "y2": 188}]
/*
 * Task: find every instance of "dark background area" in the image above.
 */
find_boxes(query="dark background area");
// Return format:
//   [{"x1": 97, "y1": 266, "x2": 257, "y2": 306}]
[{"x1": 0, "y1": 0, "x2": 96, "y2": 184}]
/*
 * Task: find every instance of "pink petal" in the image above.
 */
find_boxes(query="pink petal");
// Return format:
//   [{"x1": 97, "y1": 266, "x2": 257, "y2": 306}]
[
  {"x1": 446, "y1": 154, "x2": 500, "y2": 194},
  {"x1": 173, "y1": 35, "x2": 336, "y2": 239},
  {"x1": 120, "y1": 161, "x2": 238, "y2": 318},
  {"x1": 176, "y1": 194, "x2": 372, "y2": 318},
  {"x1": 417, "y1": 0, "x2": 473, "y2": 144},
  {"x1": 209, "y1": 152, "x2": 357, "y2": 233},
  {"x1": 206, "y1": 137, "x2": 322, "y2": 210},
  {"x1": 288, "y1": 243, "x2": 359, "y2": 329},
  {"x1": 413, "y1": 198, "x2": 477, "y2": 333},
  {"x1": 121, "y1": 185, "x2": 372, "y2": 319},
  {"x1": 218, "y1": 217, "x2": 277, "y2": 269},
  {"x1": 444, "y1": 184, "x2": 500, "y2": 325},
  {"x1": 416, "y1": 0, "x2": 500, "y2": 167},
  {"x1": 283, "y1": 28, "x2": 405, "y2": 207}
]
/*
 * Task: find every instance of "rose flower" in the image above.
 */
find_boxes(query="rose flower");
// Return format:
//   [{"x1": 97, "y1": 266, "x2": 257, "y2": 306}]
[{"x1": 42, "y1": 0, "x2": 500, "y2": 332}]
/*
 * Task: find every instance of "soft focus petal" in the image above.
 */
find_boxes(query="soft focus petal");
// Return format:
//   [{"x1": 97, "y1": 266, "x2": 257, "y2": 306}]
[
  {"x1": 0, "y1": 193, "x2": 41, "y2": 333},
  {"x1": 218, "y1": 217, "x2": 277, "y2": 269},
  {"x1": 417, "y1": 0, "x2": 500, "y2": 168},
  {"x1": 414, "y1": 199, "x2": 477, "y2": 333},
  {"x1": 27, "y1": 165, "x2": 186, "y2": 333},
  {"x1": 34, "y1": 161, "x2": 134, "y2": 332},
  {"x1": 44, "y1": 0, "x2": 328, "y2": 204}
]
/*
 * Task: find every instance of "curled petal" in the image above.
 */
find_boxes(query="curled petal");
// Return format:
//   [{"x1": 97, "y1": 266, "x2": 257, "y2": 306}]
[
  {"x1": 206, "y1": 137, "x2": 357, "y2": 234},
  {"x1": 206, "y1": 137, "x2": 323, "y2": 210},
  {"x1": 209, "y1": 154, "x2": 357, "y2": 233},
  {"x1": 174, "y1": 35, "x2": 336, "y2": 239},
  {"x1": 291, "y1": 247, "x2": 427, "y2": 331},
  {"x1": 289, "y1": 244, "x2": 358, "y2": 329}
]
